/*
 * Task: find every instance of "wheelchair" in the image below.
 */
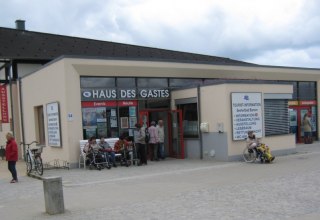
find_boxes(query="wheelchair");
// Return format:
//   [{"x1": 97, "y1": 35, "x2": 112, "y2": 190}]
[{"x1": 243, "y1": 145, "x2": 269, "y2": 163}]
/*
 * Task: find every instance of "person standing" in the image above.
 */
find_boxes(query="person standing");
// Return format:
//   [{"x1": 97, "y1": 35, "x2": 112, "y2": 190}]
[
  {"x1": 157, "y1": 120, "x2": 165, "y2": 160},
  {"x1": 5, "y1": 132, "x2": 18, "y2": 183},
  {"x1": 303, "y1": 112, "x2": 312, "y2": 144},
  {"x1": 134, "y1": 123, "x2": 147, "y2": 165},
  {"x1": 148, "y1": 121, "x2": 159, "y2": 161}
]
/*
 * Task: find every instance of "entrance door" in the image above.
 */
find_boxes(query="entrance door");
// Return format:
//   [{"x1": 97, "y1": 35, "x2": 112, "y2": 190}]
[
  {"x1": 167, "y1": 110, "x2": 185, "y2": 159},
  {"x1": 289, "y1": 106, "x2": 311, "y2": 143},
  {"x1": 139, "y1": 109, "x2": 184, "y2": 159}
]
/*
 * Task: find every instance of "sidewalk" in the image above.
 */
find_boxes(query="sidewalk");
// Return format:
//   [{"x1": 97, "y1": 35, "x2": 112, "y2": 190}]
[
  {"x1": 0, "y1": 142, "x2": 319, "y2": 220},
  {"x1": 0, "y1": 141, "x2": 319, "y2": 184}
]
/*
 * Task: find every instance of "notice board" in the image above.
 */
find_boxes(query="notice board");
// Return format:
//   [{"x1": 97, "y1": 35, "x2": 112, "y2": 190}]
[
  {"x1": 46, "y1": 102, "x2": 62, "y2": 147},
  {"x1": 231, "y1": 93, "x2": 263, "y2": 140}
]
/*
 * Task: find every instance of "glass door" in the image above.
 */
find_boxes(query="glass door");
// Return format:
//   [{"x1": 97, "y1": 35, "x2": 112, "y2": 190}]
[
  {"x1": 139, "y1": 109, "x2": 185, "y2": 159},
  {"x1": 289, "y1": 108, "x2": 298, "y2": 141},
  {"x1": 139, "y1": 110, "x2": 149, "y2": 128},
  {"x1": 167, "y1": 109, "x2": 184, "y2": 159},
  {"x1": 290, "y1": 106, "x2": 312, "y2": 143}
]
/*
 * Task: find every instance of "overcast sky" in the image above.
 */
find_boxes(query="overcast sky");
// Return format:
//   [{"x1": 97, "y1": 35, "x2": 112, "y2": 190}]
[{"x1": 1, "y1": 0, "x2": 320, "y2": 68}]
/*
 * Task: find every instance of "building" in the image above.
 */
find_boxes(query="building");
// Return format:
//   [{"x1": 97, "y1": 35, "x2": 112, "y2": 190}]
[{"x1": 1, "y1": 21, "x2": 319, "y2": 167}]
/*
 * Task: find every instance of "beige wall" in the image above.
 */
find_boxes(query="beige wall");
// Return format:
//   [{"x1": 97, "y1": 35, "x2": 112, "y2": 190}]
[
  {"x1": 20, "y1": 57, "x2": 320, "y2": 164},
  {"x1": 70, "y1": 58, "x2": 320, "y2": 81},
  {"x1": 21, "y1": 59, "x2": 82, "y2": 166},
  {"x1": 171, "y1": 88, "x2": 197, "y2": 110},
  {"x1": 171, "y1": 83, "x2": 295, "y2": 158},
  {"x1": 200, "y1": 84, "x2": 228, "y2": 133},
  {"x1": 224, "y1": 84, "x2": 294, "y2": 156}
]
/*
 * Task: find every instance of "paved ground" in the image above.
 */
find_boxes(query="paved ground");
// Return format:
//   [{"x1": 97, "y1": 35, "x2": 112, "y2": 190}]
[{"x1": 0, "y1": 143, "x2": 320, "y2": 220}]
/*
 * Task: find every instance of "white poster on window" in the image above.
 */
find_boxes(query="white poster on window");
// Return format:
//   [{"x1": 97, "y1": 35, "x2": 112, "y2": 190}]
[
  {"x1": 231, "y1": 93, "x2": 263, "y2": 140},
  {"x1": 46, "y1": 102, "x2": 62, "y2": 147}
]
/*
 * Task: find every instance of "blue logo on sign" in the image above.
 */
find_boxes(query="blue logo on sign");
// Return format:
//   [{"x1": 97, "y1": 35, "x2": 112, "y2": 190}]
[
  {"x1": 83, "y1": 91, "x2": 91, "y2": 98},
  {"x1": 244, "y1": 95, "x2": 249, "y2": 101}
]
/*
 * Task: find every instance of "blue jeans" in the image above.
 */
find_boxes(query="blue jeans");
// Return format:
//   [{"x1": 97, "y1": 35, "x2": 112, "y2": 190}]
[
  {"x1": 108, "y1": 152, "x2": 116, "y2": 164},
  {"x1": 8, "y1": 161, "x2": 18, "y2": 181},
  {"x1": 158, "y1": 143, "x2": 165, "y2": 159}
]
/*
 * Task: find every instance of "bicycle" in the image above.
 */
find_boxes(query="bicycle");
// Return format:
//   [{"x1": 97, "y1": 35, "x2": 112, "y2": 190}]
[{"x1": 21, "y1": 141, "x2": 44, "y2": 175}]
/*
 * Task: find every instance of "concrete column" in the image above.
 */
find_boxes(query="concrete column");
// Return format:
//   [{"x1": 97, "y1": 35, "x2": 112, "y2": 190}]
[{"x1": 43, "y1": 176, "x2": 65, "y2": 215}]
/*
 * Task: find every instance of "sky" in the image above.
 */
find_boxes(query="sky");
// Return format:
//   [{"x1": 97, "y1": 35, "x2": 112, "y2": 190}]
[{"x1": 1, "y1": 0, "x2": 320, "y2": 68}]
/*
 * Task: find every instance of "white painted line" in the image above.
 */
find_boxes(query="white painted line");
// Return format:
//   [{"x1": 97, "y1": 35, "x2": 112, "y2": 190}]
[{"x1": 63, "y1": 163, "x2": 239, "y2": 187}]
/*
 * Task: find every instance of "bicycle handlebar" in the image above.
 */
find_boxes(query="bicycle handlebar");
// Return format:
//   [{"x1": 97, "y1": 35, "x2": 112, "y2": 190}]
[{"x1": 20, "y1": 141, "x2": 38, "y2": 146}]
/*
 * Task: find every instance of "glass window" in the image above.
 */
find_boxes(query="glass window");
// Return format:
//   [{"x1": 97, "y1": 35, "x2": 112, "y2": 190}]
[
  {"x1": 80, "y1": 77, "x2": 115, "y2": 88},
  {"x1": 170, "y1": 78, "x2": 203, "y2": 88},
  {"x1": 119, "y1": 107, "x2": 129, "y2": 137},
  {"x1": 177, "y1": 103, "x2": 199, "y2": 138},
  {"x1": 137, "y1": 78, "x2": 168, "y2": 88},
  {"x1": 292, "y1": 82, "x2": 298, "y2": 100},
  {"x1": 117, "y1": 78, "x2": 136, "y2": 87},
  {"x1": 298, "y1": 82, "x2": 316, "y2": 100},
  {"x1": 35, "y1": 106, "x2": 46, "y2": 145}
]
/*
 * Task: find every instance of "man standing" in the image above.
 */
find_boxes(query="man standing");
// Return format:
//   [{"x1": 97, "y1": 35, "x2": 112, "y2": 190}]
[
  {"x1": 157, "y1": 120, "x2": 165, "y2": 160},
  {"x1": 134, "y1": 123, "x2": 147, "y2": 165},
  {"x1": 148, "y1": 121, "x2": 159, "y2": 161}
]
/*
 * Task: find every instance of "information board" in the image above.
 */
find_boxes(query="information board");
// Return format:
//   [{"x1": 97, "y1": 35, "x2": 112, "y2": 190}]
[
  {"x1": 46, "y1": 102, "x2": 62, "y2": 147},
  {"x1": 231, "y1": 93, "x2": 263, "y2": 140}
]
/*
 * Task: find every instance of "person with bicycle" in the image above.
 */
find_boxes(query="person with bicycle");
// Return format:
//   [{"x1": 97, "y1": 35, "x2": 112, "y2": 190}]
[{"x1": 5, "y1": 132, "x2": 18, "y2": 183}]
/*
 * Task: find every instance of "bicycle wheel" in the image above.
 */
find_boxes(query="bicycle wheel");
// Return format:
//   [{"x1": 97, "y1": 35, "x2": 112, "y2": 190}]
[
  {"x1": 26, "y1": 153, "x2": 32, "y2": 174},
  {"x1": 34, "y1": 156, "x2": 43, "y2": 175},
  {"x1": 243, "y1": 147, "x2": 257, "y2": 163}
]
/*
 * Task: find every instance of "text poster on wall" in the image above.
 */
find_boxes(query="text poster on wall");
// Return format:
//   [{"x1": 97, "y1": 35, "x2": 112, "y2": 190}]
[
  {"x1": 231, "y1": 93, "x2": 263, "y2": 140},
  {"x1": 46, "y1": 102, "x2": 62, "y2": 147},
  {"x1": 0, "y1": 85, "x2": 9, "y2": 123}
]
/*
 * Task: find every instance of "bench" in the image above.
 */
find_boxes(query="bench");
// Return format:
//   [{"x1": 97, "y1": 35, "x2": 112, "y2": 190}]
[{"x1": 79, "y1": 138, "x2": 119, "y2": 169}]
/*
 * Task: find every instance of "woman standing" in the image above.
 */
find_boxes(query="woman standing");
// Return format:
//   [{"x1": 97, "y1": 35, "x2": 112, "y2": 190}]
[
  {"x1": 5, "y1": 132, "x2": 18, "y2": 183},
  {"x1": 303, "y1": 112, "x2": 312, "y2": 144}
]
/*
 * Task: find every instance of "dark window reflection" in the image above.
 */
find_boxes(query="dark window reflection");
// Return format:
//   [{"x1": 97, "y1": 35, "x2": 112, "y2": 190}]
[
  {"x1": 298, "y1": 82, "x2": 316, "y2": 100},
  {"x1": 292, "y1": 82, "x2": 298, "y2": 100},
  {"x1": 117, "y1": 78, "x2": 136, "y2": 87},
  {"x1": 80, "y1": 77, "x2": 115, "y2": 88},
  {"x1": 170, "y1": 78, "x2": 203, "y2": 88},
  {"x1": 177, "y1": 103, "x2": 199, "y2": 138},
  {"x1": 137, "y1": 78, "x2": 168, "y2": 88}
]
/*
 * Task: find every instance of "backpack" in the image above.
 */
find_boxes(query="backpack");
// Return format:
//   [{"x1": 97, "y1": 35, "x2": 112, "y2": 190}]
[{"x1": 145, "y1": 128, "x2": 150, "y2": 143}]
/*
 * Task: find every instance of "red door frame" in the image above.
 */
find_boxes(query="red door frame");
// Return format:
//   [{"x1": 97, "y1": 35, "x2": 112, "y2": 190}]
[
  {"x1": 139, "y1": 109, "x2": 185, "y2": 159},
  {"x1": 289, "y1": 105, "x2": 312, "y2": 143}
]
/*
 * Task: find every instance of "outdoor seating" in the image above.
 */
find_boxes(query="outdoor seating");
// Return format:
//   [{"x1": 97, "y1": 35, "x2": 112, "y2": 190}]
[{"x1": 79, "y1": 138, "x2": 120, "y2": 169}]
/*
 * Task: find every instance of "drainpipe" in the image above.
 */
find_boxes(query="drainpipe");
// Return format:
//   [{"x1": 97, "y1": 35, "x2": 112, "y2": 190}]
[
  {"x1": 197, "y1": 86, "x2": 203, "y2": 159},
  {"x1": 19, "y1": 77, "x2": 26, "y2": 159},
  {"x1": 8, "y1": 62, "x2": 15, "y2": 137}
]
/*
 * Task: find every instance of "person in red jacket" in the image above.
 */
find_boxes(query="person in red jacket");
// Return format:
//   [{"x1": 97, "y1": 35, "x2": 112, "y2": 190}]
[{"x1": 5, "y1": 132, "x2": 18, "y2": 183}]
